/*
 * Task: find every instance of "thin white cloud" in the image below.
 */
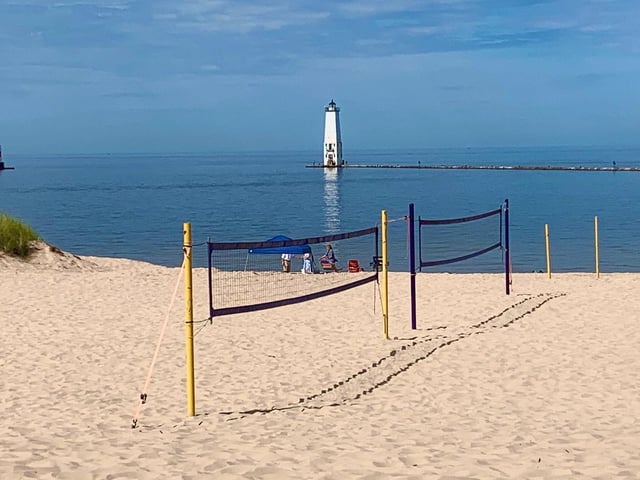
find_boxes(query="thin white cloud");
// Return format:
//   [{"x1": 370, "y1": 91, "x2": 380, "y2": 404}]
[
  {"x1": 337, "y1": 0, "x2": 418, "y2": 16},
  {"x1": 57, "y1": 2, "x2": 128, "y2": 7},
  {"x1": 580, "y1": 24, "x2": 613, "y2": 33},
  {"x1": 337, "y1": 0, "x2": 464, "y2": 16},
  {"x1": 404, "y1": 22, "x2": 460, "y2": 36},
  {"x1": 406, "y1": 26, "x2": 447, "y2": 35},
  {"x1": 29, "y1": 0, "x2": 132, "y2": 7},
  {"x1": 532, "y1": 20, "x2": 579, "y2": 30},
  {"x1": 159, "y1": 1, "x2": 330, "y2": 33},
  {"x1": 355, "y1": 38, "x2": 393, "y2": 47},
  {"x1": 153, "y1": 13, "x2": 178, "y2": 21},
  {"x1": 169, "y1": 0, "x2": 228, "y2": 16}
]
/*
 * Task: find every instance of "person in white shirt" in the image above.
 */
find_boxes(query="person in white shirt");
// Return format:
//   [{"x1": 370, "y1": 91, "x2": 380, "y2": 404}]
[
  {"x1": 301, "y1": 253, "x2": 313, "y2": 274},
  {"x1": 281, "y1": 252, "x2": 293, "y2": 272}
]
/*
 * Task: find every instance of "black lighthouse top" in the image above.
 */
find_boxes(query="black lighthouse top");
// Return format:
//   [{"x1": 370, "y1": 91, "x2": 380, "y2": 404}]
[{"x1": 325, "y1": 100, "x2": 340, "y2": 112}]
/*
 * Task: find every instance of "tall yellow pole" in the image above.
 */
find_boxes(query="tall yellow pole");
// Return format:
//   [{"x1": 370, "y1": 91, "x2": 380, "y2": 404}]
[
  {"x1": 594, "y1": 216, "x2": 600, "y2": 278},
  {"x1": 545, "y1": 223, "x2": 551, "y2": 279},
  {"x1": 381, "y1": 210, "x2": 389, "y2": 340},
  {"x1": 183, "y1": 222, "x2": 195, "y2": 416}
]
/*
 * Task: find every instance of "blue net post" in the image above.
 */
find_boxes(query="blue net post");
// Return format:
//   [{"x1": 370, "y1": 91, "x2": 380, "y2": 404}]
[
  {"x1": 408, "y1": 203, "x2": 417, "y2": 329},
  {"x1": 504, "y1": 199, "x2": 510, "y2": 295},
  {"x1": 417, "y1": 215, "x2": 422, "y2": 272},
  {"x1": 207, "y1": 241, "x2": 214, "y2": 318},
  {"x1": 371, "y1": 230, "x2": 381, "y2": 272}
]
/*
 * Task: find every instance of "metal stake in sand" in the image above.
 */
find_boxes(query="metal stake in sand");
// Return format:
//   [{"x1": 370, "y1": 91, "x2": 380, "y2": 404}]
[
  {"x1": 184, "y1": 222, "x2": 196, "y2": 416},
  {"x1": 594, "y1": 216, "x2": 600, "y2": 278},
  {"x1": 381, "y1": 210, "x2": 389, "y2": 340},
  {"x1": 545, "y1": 223, "x2": 552, "y2": 278}
]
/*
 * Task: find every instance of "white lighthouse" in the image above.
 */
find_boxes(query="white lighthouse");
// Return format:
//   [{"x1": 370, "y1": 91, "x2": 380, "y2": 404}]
[{"x1": 323, "y1": 100, "x2": 343, "y2": 168}]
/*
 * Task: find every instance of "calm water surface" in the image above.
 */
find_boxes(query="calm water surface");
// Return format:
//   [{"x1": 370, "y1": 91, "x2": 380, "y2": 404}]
[{"x1": 1, "y1": 147, "x2": 639, "y2": 272}]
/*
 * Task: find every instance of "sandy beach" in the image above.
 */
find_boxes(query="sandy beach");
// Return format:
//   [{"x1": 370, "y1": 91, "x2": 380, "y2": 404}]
[{"x1": 2, "y1": 245, "x2": 640, "y2": 479}]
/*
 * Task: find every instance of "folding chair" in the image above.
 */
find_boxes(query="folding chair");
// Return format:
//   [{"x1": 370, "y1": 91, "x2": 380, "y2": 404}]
[
  {"x1": 348, "y1": 259, "x2": 364, "y2": 272},
  {"x1": 320, "y1": 260, "x2": 339, "y2": 272}
]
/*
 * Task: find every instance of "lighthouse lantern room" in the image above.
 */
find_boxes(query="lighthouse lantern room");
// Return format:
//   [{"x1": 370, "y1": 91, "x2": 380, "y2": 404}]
[{"x1": 323, "y1": 100, "x2": 343, "y2": 168}]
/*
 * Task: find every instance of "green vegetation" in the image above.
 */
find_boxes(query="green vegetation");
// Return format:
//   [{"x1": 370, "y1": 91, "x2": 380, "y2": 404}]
[{"x1": 0, "y1": 213, "x2": 41, "y2": 258}]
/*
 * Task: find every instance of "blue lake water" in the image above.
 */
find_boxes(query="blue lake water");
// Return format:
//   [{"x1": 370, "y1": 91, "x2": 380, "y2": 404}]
[{"x1": 1, "y1": 146, "x2": 639, "y2": 272}]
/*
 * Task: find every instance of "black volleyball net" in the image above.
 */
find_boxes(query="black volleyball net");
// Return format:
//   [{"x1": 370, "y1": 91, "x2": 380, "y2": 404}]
[
  {"x1": 418, "y1": 201, "x2": 509, "y2": 276},
  {"x1": 207, "y1": 227, "x2": 379, "y2": 318}
]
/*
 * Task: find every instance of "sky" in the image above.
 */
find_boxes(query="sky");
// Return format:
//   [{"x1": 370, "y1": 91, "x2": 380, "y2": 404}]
[{"x1": 1, "y1": 0, "x2": 639, "y2": 154}]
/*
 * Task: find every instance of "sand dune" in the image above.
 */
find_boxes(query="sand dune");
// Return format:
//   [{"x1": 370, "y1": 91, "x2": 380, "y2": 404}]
[{"x1": 2, "y1": 248, "x2": 640, "y2": 479}]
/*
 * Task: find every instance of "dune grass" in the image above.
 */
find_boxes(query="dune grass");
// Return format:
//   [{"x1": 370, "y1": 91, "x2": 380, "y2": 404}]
[{"x1": 0, "y1": 213, "x2": 41, "y2": 258}]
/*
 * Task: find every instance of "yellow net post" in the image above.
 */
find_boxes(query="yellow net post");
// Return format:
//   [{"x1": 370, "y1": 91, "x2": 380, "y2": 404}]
[
  {"x1": 544, "y1": 223, "x2": 551, "y2": 279},
  {"x1": 381, "y1": 210, "x2": 389, "y2": 340},
  {"x1": 594, "y1": 216, "x2": 600, "y2": 278},
  {"x1": 183, "y1": 222, "x2": 195, "y2": 416}
]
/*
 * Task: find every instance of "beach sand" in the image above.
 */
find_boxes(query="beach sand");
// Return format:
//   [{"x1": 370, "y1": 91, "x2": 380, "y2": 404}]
[{"x1": 2, "y1": 245, "x2": 640, "y2": 479}]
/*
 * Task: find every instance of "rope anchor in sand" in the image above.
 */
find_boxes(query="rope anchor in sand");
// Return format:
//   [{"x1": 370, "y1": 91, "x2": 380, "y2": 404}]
[{"x1": 131, "y1": 252, "x2": 187, "y2": 429}]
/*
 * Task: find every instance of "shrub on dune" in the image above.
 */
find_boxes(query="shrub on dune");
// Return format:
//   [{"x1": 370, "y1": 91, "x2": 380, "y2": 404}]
[{"x1": 0, "y1": 213, "x2": 41, "y2": 258}]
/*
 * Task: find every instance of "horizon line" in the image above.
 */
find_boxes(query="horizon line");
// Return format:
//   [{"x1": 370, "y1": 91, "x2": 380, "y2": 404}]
[{"x1": 5, "y1": 143, "x2": 640, "y2": 157}]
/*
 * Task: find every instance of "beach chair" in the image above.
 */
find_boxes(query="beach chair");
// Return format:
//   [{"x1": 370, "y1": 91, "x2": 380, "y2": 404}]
[
  {"x1": 348, "y1": 259, "x2": 364, "y2": 272},
  {"x1": 320, "y1": 259, "x2": 339, "y2": 272}
]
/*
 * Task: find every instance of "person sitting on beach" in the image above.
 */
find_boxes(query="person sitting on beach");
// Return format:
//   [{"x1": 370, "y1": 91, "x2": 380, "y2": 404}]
[{"x1": 320, "y1": 244, "x2": 339, "y2": 272}]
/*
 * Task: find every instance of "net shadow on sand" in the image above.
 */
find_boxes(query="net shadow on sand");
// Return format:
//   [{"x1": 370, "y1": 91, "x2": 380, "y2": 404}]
[{"x1": 213, "y1": 293, "x2": 565, "y2": 422}]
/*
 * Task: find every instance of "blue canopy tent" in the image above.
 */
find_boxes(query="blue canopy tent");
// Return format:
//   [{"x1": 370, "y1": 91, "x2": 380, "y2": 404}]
[
  {"x1": 248, "y1": 235, "x2": 312, "y2": 255},
  {"x1": 246, "y1": 235, "x2": 314, "y2": 271}
]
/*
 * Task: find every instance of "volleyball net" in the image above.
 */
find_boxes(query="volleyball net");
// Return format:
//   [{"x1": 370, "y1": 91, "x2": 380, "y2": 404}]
[
  {"x1": 413, "y1": 198, "x2": 510, "y2": 279},
  {"x1": 206, "y1": 226, "x2": 379, "y2": 318},
  {"x1": 418, "y1": 206, "x2": 504, "y2": 272},
  {"x1": 406, "y1": 200, "x2": 511, "y2": 330}
]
